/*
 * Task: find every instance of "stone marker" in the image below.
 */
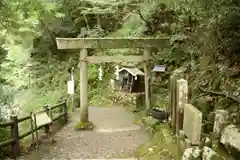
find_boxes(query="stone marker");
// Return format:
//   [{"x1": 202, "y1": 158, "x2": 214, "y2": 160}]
[
  {"x1": 169, "y1": 69, "x2": 185, "y2": 134},
  {"x1": 183, "y1": 104, "x2": 202, "y2": 145},
  {"x1": 213, "y1": 110, "x2": 228, "y2": 138},
  {"x1": 176, "y1": 79, "x2": 188, "y2": 135},
  {"x1": 176, "y1": 79, "x2": 188, "y2": 109}
]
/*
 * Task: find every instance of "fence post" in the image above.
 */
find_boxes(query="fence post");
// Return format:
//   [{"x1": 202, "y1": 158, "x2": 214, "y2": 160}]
[
  {"x1": 63, "y1": 99, "x2": 68, "y2": 123},
  {"x1": 44, "y1": 105, "x2": 51, "y2": 118},
  {"x1": 43, "y1": 105, "x2": 50, "y2": 135},
  {"x1": 10, "y1": 115, "x2": 20, "y2": 158},
  {"x1": 59, "y1": 98, "x2": 63, "y2": 113}
]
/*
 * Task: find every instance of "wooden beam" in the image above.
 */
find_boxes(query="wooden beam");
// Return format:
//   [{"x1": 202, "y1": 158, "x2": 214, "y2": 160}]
[
  {"x1": 86, "y1": 56, "x2": 144, "y2": 63},
  {"x1": 56, "y1": 37, "x2": 170, "y2": 49}
]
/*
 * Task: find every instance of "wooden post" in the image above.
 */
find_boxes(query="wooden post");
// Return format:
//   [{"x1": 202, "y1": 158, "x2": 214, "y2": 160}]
[
  {"x1": 83, "y1": 14, "x2": 90, "y2": 30},
  {"x1": 80, "y1": 49, "x2": 89, "y2": 122},
  {"x1": 58, "y1": 98, "x2": 64, "y2": 113},
  {"x1": 44, "y1": 105, "x2": 50, "y2": 117},
  {"x1": 30, "y1": 112, "x2": 36, "y2": 147},
  {"x1": 43, "y1": 105, "x2": 50, "y2": 136},
  {"x1": 97, "y1": 14, "x2": 101, "y2": 28},
  {"x1": 63, "y1": 99, "x2": 68, "y2": 123},
  {"x1": 144, "y1": 48, "x2": 151, "y2": 112},
  {"x1": 10, "y1": 115, "x2": 20, "y2": 158},
  {"x1": 168, "y1": 76, "x2": 172, "y2": 119}
]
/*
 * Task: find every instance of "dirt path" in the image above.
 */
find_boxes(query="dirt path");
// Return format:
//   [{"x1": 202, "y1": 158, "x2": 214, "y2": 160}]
[{"x1": 18, "y1": 106, "x2": 148, "y2": 160}]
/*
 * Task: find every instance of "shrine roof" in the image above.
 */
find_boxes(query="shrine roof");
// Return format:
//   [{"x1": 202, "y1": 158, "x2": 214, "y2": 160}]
[{"x1": 118, "y1": 67, "x2": 144, "y2": 76}]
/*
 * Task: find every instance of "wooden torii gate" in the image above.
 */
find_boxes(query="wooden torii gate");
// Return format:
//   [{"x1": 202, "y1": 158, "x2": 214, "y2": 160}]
[{"x1": 56, "y1": 37, "x2": 169, "y2": 127}]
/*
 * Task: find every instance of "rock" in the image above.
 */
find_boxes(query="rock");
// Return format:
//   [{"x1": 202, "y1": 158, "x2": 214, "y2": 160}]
[
  {"x1": 182, "y1": 146, "x2": 220, "y2": 160},
  {"x1": 149, "y1": 108, "x2": 169, "y2": 121},
  {"x1": 204, "y1": 137, "x2": 212, "y2": 148},
  {"x1": 184, "y1": 138, "x2": 191, "y2": 149},
  {"x1": 179, "y1": 130, "x2": 186, "y2": 140},
  {"x1": 220, "y1": 124, "x2": 240, "y2": 153}
]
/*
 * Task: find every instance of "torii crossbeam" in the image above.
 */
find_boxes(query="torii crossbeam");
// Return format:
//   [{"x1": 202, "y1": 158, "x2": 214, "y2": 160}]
[{"x1": 56, "y1": 37, "x2": 170, "y2": 129}]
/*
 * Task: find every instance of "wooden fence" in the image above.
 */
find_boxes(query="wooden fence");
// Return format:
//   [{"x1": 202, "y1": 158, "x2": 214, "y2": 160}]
[{"x1": 0, "y1": 99, "x2": 68, "y2": 158}]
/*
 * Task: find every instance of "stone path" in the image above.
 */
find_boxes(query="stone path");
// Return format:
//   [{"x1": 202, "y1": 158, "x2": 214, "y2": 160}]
[{"x1": 18, "y1": 106, "x2": 148, "y2": 160}]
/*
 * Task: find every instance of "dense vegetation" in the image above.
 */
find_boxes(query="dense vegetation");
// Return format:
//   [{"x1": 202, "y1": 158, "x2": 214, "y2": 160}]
[{"x1": 0, "y1": 0, "x2": 240, "y2": 158}]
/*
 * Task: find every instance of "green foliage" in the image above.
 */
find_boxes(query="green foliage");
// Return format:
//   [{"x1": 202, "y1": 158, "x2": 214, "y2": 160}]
[
  {"x1": 0, "y1": 106, "x2": 11, "y2": 159},
  {"x1": 135, "y1": 123, "x2": 177, "y2": 159},
  {"x1": 0, "y1": 128, "x2": 11, "y2": 158}
]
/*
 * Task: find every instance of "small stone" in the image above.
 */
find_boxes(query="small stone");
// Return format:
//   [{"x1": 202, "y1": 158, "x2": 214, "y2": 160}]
[
  {"x1": 205, "y1": 137, "x2": 212, "y2": 148},
  {"x1": 179, "y1": 130, "x2": 186, "y2": 140},
  {"x1": 184, "y1": 138, "x2": 191, "y2": 149}
]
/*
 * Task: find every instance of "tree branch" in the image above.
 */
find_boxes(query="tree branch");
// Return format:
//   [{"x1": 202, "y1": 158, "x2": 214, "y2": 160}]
[
  {"x1": 199, "y1": 86, "x2": 240, "y2": 104},
  {"x1": 135, "y1": 9, "x2": 151, "y2": 25}
]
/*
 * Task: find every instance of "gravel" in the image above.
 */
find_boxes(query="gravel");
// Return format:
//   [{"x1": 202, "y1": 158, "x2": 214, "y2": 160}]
[{"x1": 17, "y1": 106, "x2": 149, "y2": 160}]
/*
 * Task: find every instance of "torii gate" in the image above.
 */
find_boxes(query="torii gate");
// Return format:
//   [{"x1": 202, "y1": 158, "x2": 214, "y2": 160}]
[{"x1": 56, "y1": 37, "x2": 169, "y2": 128}]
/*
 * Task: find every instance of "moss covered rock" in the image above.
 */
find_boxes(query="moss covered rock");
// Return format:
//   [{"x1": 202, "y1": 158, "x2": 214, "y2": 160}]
[
  {"x1": 182, "y1": 146, "x2": 221, "y2": 160},
  {"x1": 74, "y1": 121, "x2": 94, "y2": 131}
]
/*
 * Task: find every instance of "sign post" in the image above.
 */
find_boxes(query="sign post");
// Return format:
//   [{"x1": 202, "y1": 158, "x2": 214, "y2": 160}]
[{"x1": 67, "y1": 67, "x2": 75, "y2": 112}]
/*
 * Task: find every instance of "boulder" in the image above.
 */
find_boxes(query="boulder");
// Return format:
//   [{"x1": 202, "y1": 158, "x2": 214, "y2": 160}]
[
  {"x1": 182, "y1": 146, "x2": 220, "y2": 160},
  {"x1": 220, "y1": 124, "x2": 240, "y2": 156}
]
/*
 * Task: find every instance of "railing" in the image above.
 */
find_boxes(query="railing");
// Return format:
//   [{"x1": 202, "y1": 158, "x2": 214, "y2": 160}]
[{"x1": 0, "y1": 99, "x2": 68, "y2": 159}]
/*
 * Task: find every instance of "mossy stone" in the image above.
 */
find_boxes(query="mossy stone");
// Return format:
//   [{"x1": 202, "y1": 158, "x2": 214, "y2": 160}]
[{"x1": 74, "y1": 121, "x2": 94, "y2": 131}]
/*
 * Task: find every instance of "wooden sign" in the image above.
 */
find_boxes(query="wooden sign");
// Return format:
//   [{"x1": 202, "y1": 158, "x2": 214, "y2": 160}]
[
  {"x1": 32, "y1": 112, "x2": 52, "y2": 127},
  {"x1": 67, "y1": 80, "x2": 74, "y2": 94}
]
